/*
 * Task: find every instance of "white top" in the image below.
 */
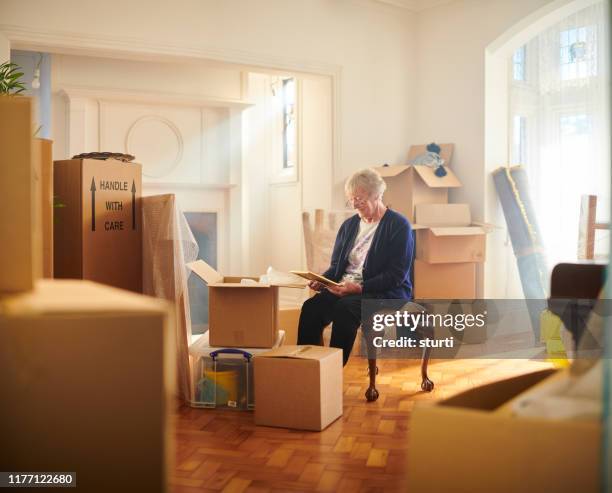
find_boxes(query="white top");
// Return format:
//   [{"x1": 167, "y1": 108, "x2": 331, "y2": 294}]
[{"x1": 341, "y1": 219, "x2": 379, "y2": 285}]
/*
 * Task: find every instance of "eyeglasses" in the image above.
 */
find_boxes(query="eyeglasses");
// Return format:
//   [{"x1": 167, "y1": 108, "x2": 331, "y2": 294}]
[{"x1": 346, "y1": 195, "x2": 369, "y2": 208}]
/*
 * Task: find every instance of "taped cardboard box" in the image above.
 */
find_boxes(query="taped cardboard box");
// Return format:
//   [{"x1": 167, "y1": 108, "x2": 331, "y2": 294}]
[
  {"x1": 254, "y1": 345, "x2": 343, "y2": 431},
  {"x1": 414, "y1": 259, "x2": 476, "y2": 299},
  {"x1": 414, "y1": 203, "x2": 490, "y2": 263},
  {"x1": 0, "y1": 279, "x2": 173, "y2": 493},
  {"x1": 407, "y1": 369, "x2": 600, "y2": 493},
  {"x1": 371, "y1": 163, "x2": 461, "y2": 223},
  {"x1": 188, "y1": 260, "x2": 304, "y2": 348},
  {"x1": 53, "y1": 159, "x2": 143, "y2": 293}
]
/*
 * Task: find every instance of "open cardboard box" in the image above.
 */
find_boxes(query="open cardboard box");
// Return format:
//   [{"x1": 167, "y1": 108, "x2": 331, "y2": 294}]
[
  {"x1": 413, "y1": 203, "x2": 492, "y2": 263},
  {"x1": 407, "y1": 368, "x2": 601, "y2": 493},
  {"x1": 188, "y1": 260, "x2": 304, "y2": 348},
  {"x1": 372, "y1": 152, "x2": 461, "y2": 223},
  {"x1": 254, "y1": 345, "x2": 343, "y2": 431}
]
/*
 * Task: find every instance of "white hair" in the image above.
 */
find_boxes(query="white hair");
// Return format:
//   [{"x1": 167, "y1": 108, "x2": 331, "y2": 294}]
[{"x1": 344, "y1": 168, "x2": 386, "y2": 199}]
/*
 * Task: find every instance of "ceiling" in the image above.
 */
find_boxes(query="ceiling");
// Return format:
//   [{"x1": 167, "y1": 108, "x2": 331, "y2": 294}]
[{"x1": 372, "y1": 0, "x2": 455, "y2": 12}]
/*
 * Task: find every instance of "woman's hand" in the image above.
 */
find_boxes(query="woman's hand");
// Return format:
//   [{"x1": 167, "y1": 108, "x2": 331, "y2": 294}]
[
  {"x1": 328, "y1": 281, "x2": 362, "y2": 297},
  {"x1": 308, "y1": 280, "x2": 325, "y2": 292}
]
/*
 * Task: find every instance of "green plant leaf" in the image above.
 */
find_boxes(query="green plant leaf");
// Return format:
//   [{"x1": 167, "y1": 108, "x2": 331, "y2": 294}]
[{"x1": 0, "y1": 61, "x2": 26, "y2": 95}]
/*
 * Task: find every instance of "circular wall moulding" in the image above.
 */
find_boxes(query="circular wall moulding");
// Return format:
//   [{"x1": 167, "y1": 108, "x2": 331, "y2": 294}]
[{"x1": 125, "y1": 115, "x2": 184, "y2": 178}]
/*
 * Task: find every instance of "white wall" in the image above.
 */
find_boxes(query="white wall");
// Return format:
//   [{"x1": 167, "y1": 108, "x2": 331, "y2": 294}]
[
  {"x1": 243, "y1": 72, "x2": 332, "y2": 308},
  {"x1": 0, "y1": 0, "x2": 417, "y2": 207},
  {"x1": 50, "y1": 54, "x2": 243, "y2": 162},
  {"x1": 413, "y1": 0, "x2": 556, "y2": 220},
  {"x1": 0, "y1": 31, "x2": 8, "y2": 63}
]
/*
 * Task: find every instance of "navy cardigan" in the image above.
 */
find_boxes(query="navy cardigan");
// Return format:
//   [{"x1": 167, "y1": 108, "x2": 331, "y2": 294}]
[{"x1": 322, "y1": 208, "x2": 414, "y2": 299}]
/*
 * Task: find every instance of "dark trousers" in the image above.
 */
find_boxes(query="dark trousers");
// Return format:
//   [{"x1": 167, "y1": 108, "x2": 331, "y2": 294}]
[{"x1": 297, "y1": 290, "x2": 362, "y2": 366}]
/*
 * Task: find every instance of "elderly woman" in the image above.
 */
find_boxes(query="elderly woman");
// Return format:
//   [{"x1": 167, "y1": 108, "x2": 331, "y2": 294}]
[{"x1": 297, "y1": 168, "x2": 414, "y2": 366}]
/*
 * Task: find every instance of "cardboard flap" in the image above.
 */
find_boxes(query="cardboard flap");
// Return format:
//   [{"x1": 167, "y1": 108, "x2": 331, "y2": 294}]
[
  {"x1": 408, "y1": 143, "x2": 454, "y2": 165},
  {"x1": 415, "y1": 203, "x2": 471, "y2": 227},
  {"x1": 411, "y1": 223, "x2": 428, "y2": 230},
  {"x1": 373, "y1": 164, "x2": 411, "y2": 178},
  {"x1": 430, "y1": 227, "x2": 486, "y2": 237},
  {"x1": 270, "y1": 282, "x2": 310, "y2": 289},
  {"x1": 211, "y1": 283, "x2": 271, "y2": 288},
  {"x1": 440, "y1": 369, "x2": 557, "y2": 410},
  {"x1": 413, "y1": 165, "x2": 462, "y2": 188},
  {"x1": 471, "y1": 221, "x2": 497, "y2": 233},
  {"x1": 212, "y1": 282, "x2": 304, "y2": 288},
  {"x1": 258, "y1": 345, "x2": 339, "y2": 361},
  {"x1": 187, "y1": 260, "x2": 224, "y2": 285}
]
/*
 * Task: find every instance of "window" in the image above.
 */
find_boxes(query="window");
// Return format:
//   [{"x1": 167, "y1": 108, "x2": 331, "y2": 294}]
[
  {"x1": 282, "y1": 78, "x2": 297, "y2": 169},
  {"x1": 560, "y1": 26, "x2": 597, "y2": 80},
  {"x1": 511, "y1": 115, "x2": 527, "y2": 165},
  {"x1": 559, "y1": 113, "x2": 591, "y2": 136},
  {"x1": 559, "y1": 113, "x2": 592, "y2": 182},
  {"x1": 506, "y1": 3, "x2": 609, "y2": 273},
  {"x1": 513, "y1": 45, "x2": 526, "y2": 81}
]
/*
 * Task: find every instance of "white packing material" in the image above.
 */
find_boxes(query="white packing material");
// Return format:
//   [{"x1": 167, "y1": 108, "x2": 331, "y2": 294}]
[{"x1": 142, "y1": 194, "x2": 199, "y2": 403}]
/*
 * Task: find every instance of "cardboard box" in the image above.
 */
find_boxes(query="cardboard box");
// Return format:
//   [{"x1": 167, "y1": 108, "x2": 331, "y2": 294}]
[
  {"x1": 53, "y1": 159, "x2": 143, "y2": 293},
  {"x1": 0, "y1": 97, "x2": 38, "y2": 292},
  {"x1": 254, "y1": 345, "x2": 343, "y2": 431},
  {"x1": 38, "y1": 139, "x2": 54, "y2": 278},
  {"x1": 188, "y1": 260, "x2": 303, "y2": 348},
  {"x1": 407, "y1": 369, "x2": 600, "y2": 493},
  {"x1": 0, "y1": 279, "x2": 173, "y2": 493},
  {"x1": 414, "y1": 259, "x2": 476, "y2": 299},
  {"x1": 414, "y1": 203, "x2": 488, "y2": 263},
  {"x1": 372, "y1": 164, "x2": 461, "y2": 223},
  {"x1": 279, "y1": 307, "x2": 301, "y2": 345}
]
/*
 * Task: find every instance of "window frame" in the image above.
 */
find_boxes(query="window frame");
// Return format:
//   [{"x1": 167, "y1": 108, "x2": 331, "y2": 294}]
[{"x1": 270, "y1": 76, "x2": 300, "y2": 184}]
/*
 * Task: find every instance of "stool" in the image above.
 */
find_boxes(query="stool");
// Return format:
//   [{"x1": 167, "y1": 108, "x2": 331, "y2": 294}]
[{"x1": 361, "y1": 301, "x2": 434, "y2": 402}]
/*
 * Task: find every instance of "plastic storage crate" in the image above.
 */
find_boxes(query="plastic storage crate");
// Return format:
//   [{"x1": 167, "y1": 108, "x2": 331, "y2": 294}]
[{"x1": 188, "y1": 330, "x2": 285, "y2": 409}]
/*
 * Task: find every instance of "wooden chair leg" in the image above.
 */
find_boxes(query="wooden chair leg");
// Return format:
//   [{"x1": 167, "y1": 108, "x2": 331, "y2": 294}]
[
  {"x1": 420, "y1": 346, "x2": 434, "y2": 392},
  {"x1": 365, "y1": 358, "x2": 379, "y2": 402}
]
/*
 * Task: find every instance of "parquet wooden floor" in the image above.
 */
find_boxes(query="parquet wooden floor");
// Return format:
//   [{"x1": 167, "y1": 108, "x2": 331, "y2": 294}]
[{"x1": 171, "y1": 356, "x2": 552, "y2": 493}]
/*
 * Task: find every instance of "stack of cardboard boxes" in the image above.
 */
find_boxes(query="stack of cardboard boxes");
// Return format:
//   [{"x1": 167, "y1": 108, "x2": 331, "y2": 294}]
[
  {"x1": 373, "y1": 144, "x2": 489, "y2": 299},
  {"x1": 0, "y1": 97, "x2": 172, "y2": 493},
  {"x1": 188, "y1": 260, "x2": 343, "y2": 431},
  {"x1": 413, "y1": 203, "x2": 489, "y2": 299}
]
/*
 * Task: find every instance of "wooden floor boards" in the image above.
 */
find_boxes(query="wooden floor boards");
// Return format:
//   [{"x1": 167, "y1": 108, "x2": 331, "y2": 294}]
[{"x1": 171, "y1": 356, "x2": 552, "y2": 492}]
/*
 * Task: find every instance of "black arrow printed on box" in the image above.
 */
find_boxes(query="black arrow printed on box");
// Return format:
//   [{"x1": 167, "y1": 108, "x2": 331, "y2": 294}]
[
  {"x1": 90, "y1": 177, "x2": 96, "y2": 232},
  {"x1": 131, "y1": 180, "x2": 136, "y2": 231}
]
